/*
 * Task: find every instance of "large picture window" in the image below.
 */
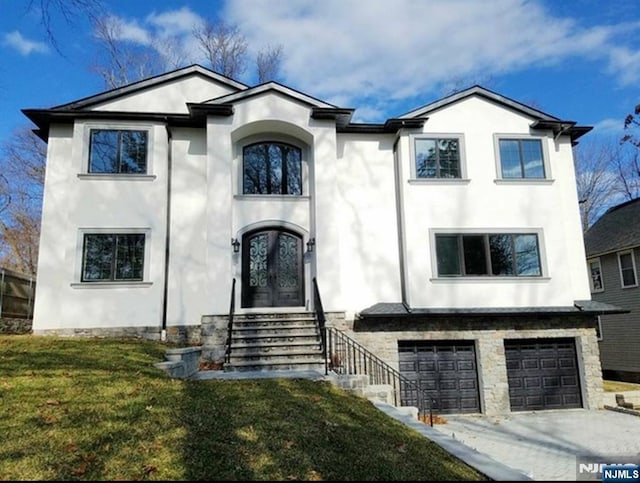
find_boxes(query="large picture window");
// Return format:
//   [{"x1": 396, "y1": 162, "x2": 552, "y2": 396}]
[
  {"x1": 89, "y1": 129, "x2": 148, "y2": 174},
  {"x1": 243, "y1": 142, "x2": 302, "y2": 195},
  {"x1": 435, "y1": 233, "x2": 542, "y2": 277},
  {"x1": 415, "y1": 138, "x2": 461, "y2": 178},
  {"x1": 498, "y1": 138, "x2": 545, "y2": 179},
  {"x1": 82, "y1": 233, "x2": 145, "y2": 282}
]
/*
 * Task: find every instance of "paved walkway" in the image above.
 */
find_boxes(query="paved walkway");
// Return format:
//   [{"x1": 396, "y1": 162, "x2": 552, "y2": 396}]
[{"x1": 431, "y1": 409, "x2": 640, "y2": 481}]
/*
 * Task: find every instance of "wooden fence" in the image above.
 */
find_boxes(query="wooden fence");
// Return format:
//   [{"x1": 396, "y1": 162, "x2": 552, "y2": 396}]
[{"x1": 0, "y1": 268, "x2": 35, "y2": 319}]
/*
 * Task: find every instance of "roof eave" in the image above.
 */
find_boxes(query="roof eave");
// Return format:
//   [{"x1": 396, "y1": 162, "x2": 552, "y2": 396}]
[
  {"x1": 338, "y1": 117, "x2": 427, "y2": 134},
  {"x1": 21, "y1": 108, "x2": 199, "y2": 142},
  {"x1": 530, "y1": 120, "x2": 592, "y2": 142},
  {"x1": 311, "y1": 107, "x2": 355, "y2": 128}
]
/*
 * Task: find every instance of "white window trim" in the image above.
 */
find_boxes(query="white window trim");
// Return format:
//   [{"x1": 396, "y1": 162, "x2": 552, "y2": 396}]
[
  {"x1": 617, "y1": 249, "x2": 638, "y2": 288},
  {"x1": 409, "y1": 133, "x2": 468, "y2": 181},
  {"x1": 429, "y1": 227, "x2": 548, "y2": 280},
  {"x1": 493, "y1": 133, "x2": 552, "y2": 181},
  {"x1": 72, "y1": 227, "x2": 152, "y2": 287},
  {"x1": 588, "y1": 257, "x2": 605, "y2": 293},
  {"x1": 78, "y1": 121, "x2": 155, "y2": 176},
  {"x1": 234, "y1": 133, "x2": 309, "y2": 197}
]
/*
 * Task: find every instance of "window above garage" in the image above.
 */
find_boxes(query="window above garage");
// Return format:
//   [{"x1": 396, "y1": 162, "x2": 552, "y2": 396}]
[{"x1": 434, "y1": 232, "x2": 543, "y2": 278}]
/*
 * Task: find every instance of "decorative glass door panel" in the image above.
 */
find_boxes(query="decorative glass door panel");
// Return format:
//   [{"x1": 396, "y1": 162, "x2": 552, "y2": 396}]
[{"x1": 242, "y1": 229, "x2": 304, "y2": 308}]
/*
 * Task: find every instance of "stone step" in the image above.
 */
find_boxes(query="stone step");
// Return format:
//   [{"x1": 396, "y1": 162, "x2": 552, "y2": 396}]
[
  {"x1": 231, "y1": 341, "x2": 322, "y2": 355},
  {"x1": 232, "y1": 312, "x2": 314, "y2": 321},
  {"x1": 231, "y1": 334, "x2": 321, "y2": 345},
  {"x1": 232, "y1": 318, "x2": 316, "y2": 328},
  {"x1": 231, "y1": 326, "x2": 319, "y2": 337},
  {"x1": 225, "y1": 359, "x2": 325, "y2": 372},
  {"x1": 230, "y1": 348, "x2": 323, "y2": 362}
]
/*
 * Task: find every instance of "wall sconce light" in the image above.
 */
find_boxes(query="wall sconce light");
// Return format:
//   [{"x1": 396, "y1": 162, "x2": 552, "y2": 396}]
[
  {"x1": 231, "y1": 238, "x2": 240, "y2": 253},
  {"x1": 306, "y1": 238, "x2": 315, "y2": 252}
]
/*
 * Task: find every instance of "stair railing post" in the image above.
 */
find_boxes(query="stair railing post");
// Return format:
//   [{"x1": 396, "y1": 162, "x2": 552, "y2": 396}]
[{"x1": 225, "y1": 278, "x2": 236, "y2": 364}]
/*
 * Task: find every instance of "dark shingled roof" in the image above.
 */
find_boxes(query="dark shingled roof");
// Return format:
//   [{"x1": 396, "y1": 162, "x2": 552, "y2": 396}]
[
  {"x1": 359, "y1": 300, "x2": 627, "y2": 317},
  {"x1": 584, "y1": 198, "x2": 640, "y2": 257}
]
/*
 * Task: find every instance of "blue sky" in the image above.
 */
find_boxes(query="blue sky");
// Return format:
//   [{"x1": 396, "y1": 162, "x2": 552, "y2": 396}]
[{"x1": 1, "y1": 0, "x2": 639, "y2": 147}]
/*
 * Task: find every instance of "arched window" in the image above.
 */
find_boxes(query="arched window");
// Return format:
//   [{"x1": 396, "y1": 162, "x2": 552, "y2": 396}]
[{"x1": 243, "y1": 142, "x2": 302, "y2": 195}]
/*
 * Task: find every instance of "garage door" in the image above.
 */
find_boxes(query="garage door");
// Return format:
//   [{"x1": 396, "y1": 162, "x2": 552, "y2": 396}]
[
  {"x1": 398, "y1": 341, "x2": 480, "y2": 414},
  {"x1": 505, "y1": 338, "x2": 582, "y2": 411}
]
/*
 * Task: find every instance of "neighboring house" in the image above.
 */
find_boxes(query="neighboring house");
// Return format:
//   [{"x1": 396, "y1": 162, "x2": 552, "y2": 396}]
[
  {"x1": 584, "y1": 198, "x2": 640, "y2": 383},
  {"x1": 23, "y1": 64, "x2": 620, "y2": 415}
]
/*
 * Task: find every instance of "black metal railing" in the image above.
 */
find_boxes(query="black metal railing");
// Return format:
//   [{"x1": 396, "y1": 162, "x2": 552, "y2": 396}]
[
  {"x1": 326, "y1": 327, "x2": 433, "y2": 426},
  {"x1": 312, "y1": 277, "x2": 328, "y2": 375},
  {"x1": 225, "y1": 278, "x2": 236, "y2": 364},
  {"x1": 311, "y1": 277, "x2": 432, "y2": 425}
]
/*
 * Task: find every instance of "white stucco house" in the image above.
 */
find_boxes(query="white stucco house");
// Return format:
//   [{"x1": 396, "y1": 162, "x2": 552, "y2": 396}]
[{"x1": 24, "y1": 64, "x2": 621, "y2": 415}]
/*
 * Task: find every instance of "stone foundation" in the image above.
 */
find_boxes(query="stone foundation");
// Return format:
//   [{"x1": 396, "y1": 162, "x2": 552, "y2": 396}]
[
  {"x1": 32, "y1": 324, "x2": 204, "y2": 343},
  {"x1": 0, "y1": 317, "x2": 32, "y2": 334},
  {"x1": 33, "y1": 326, "x2": 163, "y2": 340},
  {"x1": 348, "y1": 313, "x2": 603, "y2": 416}
]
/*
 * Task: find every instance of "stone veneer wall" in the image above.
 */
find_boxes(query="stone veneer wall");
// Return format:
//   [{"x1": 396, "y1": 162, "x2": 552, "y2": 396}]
[
  {"x1": 33, "y1": 326, "x2": 163, "y2": 340},
  {"x1": 32, "y1": 325, "x2": 203, "y2": 343},
  {"x1": 0, "y1": 317, "x2": 33, "y2": 334},
  {"x1": 344, "y1": 314, "x2": 603, "y2": 416}
]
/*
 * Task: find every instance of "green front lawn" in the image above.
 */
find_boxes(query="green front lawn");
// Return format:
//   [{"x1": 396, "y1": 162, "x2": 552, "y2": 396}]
[{"x1": 0, "y1": 335, "x2": 486, "y2": 481}]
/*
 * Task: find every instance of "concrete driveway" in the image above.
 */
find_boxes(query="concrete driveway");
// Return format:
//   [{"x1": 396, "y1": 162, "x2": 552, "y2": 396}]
[{"x1": 431, "y1": 409, "x2": 640, "y2": 481}]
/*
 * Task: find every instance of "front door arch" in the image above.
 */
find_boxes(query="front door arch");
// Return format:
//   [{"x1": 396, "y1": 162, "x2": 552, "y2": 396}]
[{"x1": 241, "y1": 228, "x2": 304, "y2": 308}]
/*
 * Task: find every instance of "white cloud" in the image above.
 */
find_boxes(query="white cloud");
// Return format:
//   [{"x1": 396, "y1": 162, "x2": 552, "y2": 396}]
[
  {"x1": 146, "y1": 7, "x2": 204, "y2": 36},
  {"x1": 2, "y1": 31, "x2": 48, "y2": 56},
  {"x1": 111, "y1": 16, "x2": 152, "y2": 45},
  {"x1": 607, "y1": 46, "x2": 640, "y2": 86},
  {"x1": 593, "y1": 118, "x2": 625, "y2": 135},
  {"x1": 217, "y1": 0, "x2": 640, "y2": 119}
]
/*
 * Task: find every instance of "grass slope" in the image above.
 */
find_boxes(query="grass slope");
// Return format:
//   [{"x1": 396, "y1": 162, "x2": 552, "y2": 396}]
[{"x1": 0, "y1": 335, "x2": 486, "y2": 481}]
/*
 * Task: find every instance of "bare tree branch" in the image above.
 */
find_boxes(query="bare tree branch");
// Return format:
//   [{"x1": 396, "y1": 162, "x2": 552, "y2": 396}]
[
  {"x1": 28, "y1": 0, "x2": 104, "y2": 53},
  {"x1": 193, "y1": 20, "x2": 248, "y2": 78},
  {"x1": 256, "y1": 44, "x2": 283, "y2": 83},
  {"x1": 0, "y1": 127, "x2": 46, "y2": 275},
  {"x1": 90, "y1": 15, "x2": 163, "y2": 89},
  {"x1": 614, "y1": 150, "x2": 640, "y2": 201},
  {"x1": 573, "y1": 140, "x2": 619, "y2": 231}
]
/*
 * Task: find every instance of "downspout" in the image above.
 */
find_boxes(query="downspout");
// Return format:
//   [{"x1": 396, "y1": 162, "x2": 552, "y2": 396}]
[
  {"x1": 161, "y1": 123, "x2": 173, "y2": 342},
  {"x1": 392, "y1": 135, "x2": 411, "y2": 313}
]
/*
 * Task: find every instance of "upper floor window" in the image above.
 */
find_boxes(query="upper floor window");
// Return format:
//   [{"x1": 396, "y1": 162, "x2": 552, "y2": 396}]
[
  {"x1": 435, "y1": 233, "x2": 542, "y2": 277},
  {"x1": 82, "y1": 233, "x2": 145, "y2": 282},
  {"x1": 497, "y1": 138, "x2": 545, "y2": 179},
  {"x1": 618, "y1": 250, "x2": 637, "y2": 288},
  {"x1": 588, "y1": 258, "x2": 604, "y2": 293},
  {"x1": 415, "y1": 137, "x2": 461, "y2": 178},
  {"x1": 89, "y1": 129, "x2": 148, "y2": 174},
  {"x1": 243, "y1": 142, "x2": 302, "y2": 195}
]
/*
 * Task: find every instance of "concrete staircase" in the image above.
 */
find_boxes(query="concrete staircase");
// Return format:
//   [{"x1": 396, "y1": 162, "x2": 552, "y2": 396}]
[{"x1": 224, "y1": 312, "x2": 325, "y2": 372}]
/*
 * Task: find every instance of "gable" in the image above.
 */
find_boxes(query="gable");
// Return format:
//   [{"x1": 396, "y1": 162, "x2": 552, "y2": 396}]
[
  {"x1": 53, "y1": 65, "x2": 247, "y2": 114},
  {"x1": 90, "y1": 74, "x2": 241, "y2": 114},
  {"x1": 419, "y1": 95, "x2": 543, "y2": 133}
]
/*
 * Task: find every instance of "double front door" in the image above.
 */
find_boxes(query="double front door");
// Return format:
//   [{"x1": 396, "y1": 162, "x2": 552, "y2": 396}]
[{"x1": 241, "y1": 229, "x2": 305, "y2": 308}]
